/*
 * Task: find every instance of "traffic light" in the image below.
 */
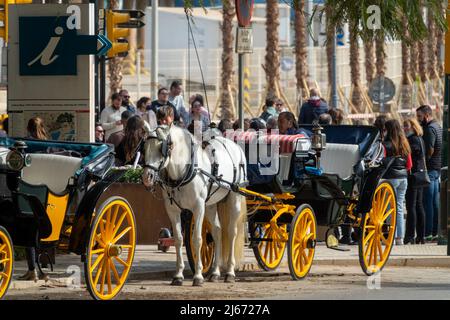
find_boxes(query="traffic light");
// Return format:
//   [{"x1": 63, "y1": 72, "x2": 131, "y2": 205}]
[
  {"x1": 0, "y1": 0, "x2": 32, "y2": 42},
  {"x1": 106, "y1": 10, "x2": 130, "y2": 58}
]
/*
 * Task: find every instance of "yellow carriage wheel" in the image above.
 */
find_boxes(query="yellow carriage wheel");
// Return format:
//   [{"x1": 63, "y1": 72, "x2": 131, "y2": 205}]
[
  {"x1": 287, "y1": 204, "x2": 316, "y2": 280},
  {"x1": 85, "y1": 197, "x2": 136, "y2": 300},
  {"x1": 252, "y1": 223, "x2": 287, "y2": 271},
  {"x1": 358, "y1": 182, "x2": 397, "y2": 276},
  {"x1": 0, "y1": 226, "x2": 13, "y2": 299},
  {"x1": 186, "y1": 214, "x2": 214, "y2": 275}
]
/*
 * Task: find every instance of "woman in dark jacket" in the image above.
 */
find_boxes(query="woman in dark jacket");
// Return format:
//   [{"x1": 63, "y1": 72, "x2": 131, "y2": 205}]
[
  {"x1": 383, "y1": 119, "x2": 412, "y2": 246},
  {"x1": 115, "y1": 115, "x2": 146, "y2": 166},
  {"x1": 403, "y1": 118, "x2": 427, "y2": 244}
]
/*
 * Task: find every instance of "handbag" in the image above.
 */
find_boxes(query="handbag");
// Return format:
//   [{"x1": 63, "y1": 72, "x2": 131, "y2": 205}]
[{"x1": 409, "y1": 138, "x2": 431, "y2": 188}]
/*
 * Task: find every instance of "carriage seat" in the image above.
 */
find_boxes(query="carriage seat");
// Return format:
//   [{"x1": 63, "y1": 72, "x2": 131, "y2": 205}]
[
  {"x1": 0, "y1": 146, "x2": 9, "y2": 166},
  {"x1": 22, "y1": 154, "x2": 82, "y2": 194},
  {"x1": 320, "y1": 143, "x2": 360, "y2": 180}
]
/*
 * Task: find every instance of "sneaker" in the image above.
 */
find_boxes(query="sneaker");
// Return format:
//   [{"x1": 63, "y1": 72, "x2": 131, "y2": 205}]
[
  {"x1": 424, "y1": 235, "x2": 434, "y2": 242},
  {"x1": 404, "y1": 238, "x2": 415, "y2": 245},
  {"x1": 395, "y1": 238, "x2": 404, "y2": 245},
  {"x1": 432, "y1": 235, "x2": 439, "y2": 242},
  {"x1": 18, "y1": 270, "x2": 37, "y2": 281}
]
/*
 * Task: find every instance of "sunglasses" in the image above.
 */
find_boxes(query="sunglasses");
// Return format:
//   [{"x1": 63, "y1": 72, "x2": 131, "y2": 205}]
[
  {"x1": 122, "y1": 95, "x2": 130, "y2": 98},
  {"x1": 276, "y1": 103, "x2": 283, "y2": 106},
  {"x1": 96, "y1": 129, "x2": 104, "y2": 133}
]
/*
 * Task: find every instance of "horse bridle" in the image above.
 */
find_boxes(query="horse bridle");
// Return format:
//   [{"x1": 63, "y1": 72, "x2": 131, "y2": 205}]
[{"x1": 143, "y1": 128, "x2": 173, "y2": 172}]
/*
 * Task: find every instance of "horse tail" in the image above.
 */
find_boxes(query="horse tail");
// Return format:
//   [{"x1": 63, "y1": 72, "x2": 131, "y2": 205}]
[{"x1": 218, "y1": 194, "x2": 247, "y2": 270}]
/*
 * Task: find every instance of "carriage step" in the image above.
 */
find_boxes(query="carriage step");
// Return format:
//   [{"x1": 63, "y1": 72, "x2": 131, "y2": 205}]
[{"x1": 327, "y1": 245, "x2": 350, "y2": 252}]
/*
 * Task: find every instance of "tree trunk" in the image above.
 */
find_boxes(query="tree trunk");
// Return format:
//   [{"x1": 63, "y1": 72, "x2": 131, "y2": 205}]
[
  {"x1": 349, "y1": 23, "x2": 363, "y2": 112},
  {"x1": 418, "y1": 5, "x2": 427, "y2": 83},
  {"x1": 325, "y1": 4, "x2": 334, "y2": 102},
  {"x1": 400, "y1": 18, "x2": 412, "y2": 109},
  {"x1": 108, "y1": 0, "x2": 123, "y2": 96},
  {"x1": 436, "y1": 27, "x2": 444, "y2": 78},
  {"x1": 427, "y1": 7, "x2": 437, "y2": 81},
  {"x1": 410, "y1": 41, "x2": 419, "y2": 81},
  {"x1": 294, "y1": 0, "x2": 308, "y2": 98},
  {"x1": 265, "y1": 0, "x2": 280, "y2": 98},
  {"x1": 220, "y1": 0, "x2": 235, "y2": 120},
  {"x1": 375, "y1": 32, "x2": 386, "y2": 76},
  {"x1": 364, "y1": 40, "x2": 375, "y2": 85}
]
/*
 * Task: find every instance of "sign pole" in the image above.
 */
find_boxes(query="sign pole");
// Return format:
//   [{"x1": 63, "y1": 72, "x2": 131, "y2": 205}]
[
  {"x1": 238, "y1": 53, "x2": 244, "y2": 129},
  {"x1": 235, "y1": 0, "x2": 254, "y2": 129}
]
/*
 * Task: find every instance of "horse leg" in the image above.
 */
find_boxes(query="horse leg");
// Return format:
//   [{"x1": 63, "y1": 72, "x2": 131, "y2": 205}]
[
  {"x1": 192, "y1": 204, "x2": 205, "y2": 287},
  {"x1": 167, "y1": 208, "x2": 184, "y2": 286},
  {"x1": 205, "y1": 205, "x2": 221, "y2": 283},
  {"x1": 224, "y1": 194, "x2": 242, "y2": 283}
]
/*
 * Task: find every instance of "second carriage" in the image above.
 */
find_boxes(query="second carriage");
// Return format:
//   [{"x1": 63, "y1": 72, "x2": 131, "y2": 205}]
[{"x1": 185, "y1": 124, "x2": 397, "y2": 279}]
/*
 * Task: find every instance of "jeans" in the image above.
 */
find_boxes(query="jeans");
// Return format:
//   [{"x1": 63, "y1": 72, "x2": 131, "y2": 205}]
[
  {"x1": 389, "y1": 178, "x2": 408, "y2": 239},
  {"x1": 405, "y1": 186, "x2": 426, "y2": 241},
  {"x1": 424, "y1": 170, "x2": 440, "y2": 237},
  {"x1": 26, "y1": 247, "x2": 36, "y2": 271}
]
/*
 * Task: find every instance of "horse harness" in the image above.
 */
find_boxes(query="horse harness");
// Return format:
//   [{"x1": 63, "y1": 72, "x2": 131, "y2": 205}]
[{"x1": 143, "y1": 130, "x2": 246, "y2": 210}]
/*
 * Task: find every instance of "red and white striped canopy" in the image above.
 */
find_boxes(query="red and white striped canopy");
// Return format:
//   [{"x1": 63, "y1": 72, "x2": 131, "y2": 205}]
[{"x1": 223, "y1": 131, "x2": 307, "y2": 154}]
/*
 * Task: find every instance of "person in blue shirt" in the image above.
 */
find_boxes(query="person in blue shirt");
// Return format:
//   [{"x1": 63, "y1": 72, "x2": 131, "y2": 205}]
[
  {"x1": 298, "y1": 88, "x2": 328, "y2": 125},
  {"x1": 260, "y1": 97, "x2": 278, "y2": 122}
]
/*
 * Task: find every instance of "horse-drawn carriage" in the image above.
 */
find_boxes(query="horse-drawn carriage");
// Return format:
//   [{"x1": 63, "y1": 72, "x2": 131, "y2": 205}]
[
  {"x1": 183, "y1": 124, "x2": 397, "y2": 280},
  {"x1": 0, "y1": 138, "x2": 136, "y2": 300}
]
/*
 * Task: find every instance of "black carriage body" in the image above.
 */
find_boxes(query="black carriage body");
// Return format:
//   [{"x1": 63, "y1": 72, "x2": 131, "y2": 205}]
[
  {"x1": 245, "y1": 125, "x2": 391, "y2": 227},
  {"x1": 0, "y1": 138, "x2": 116, "y2": 253}
]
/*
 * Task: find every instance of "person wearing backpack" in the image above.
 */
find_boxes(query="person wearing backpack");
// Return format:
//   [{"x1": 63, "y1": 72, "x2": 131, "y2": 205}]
[{"x1": 298, "y1": 88, "x2": 328, "y2": 125}]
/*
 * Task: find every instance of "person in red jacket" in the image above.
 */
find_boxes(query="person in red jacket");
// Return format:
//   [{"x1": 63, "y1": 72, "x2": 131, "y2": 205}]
[{"x1": 383, "y1": 119, "x2": 412, "y2": 246}]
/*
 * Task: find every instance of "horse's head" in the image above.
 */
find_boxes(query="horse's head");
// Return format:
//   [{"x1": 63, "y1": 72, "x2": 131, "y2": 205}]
[{"x1": 142, "y1": 125, "x2": 172, "y2": 188}]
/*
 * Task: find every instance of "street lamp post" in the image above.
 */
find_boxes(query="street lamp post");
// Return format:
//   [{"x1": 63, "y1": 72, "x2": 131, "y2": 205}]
[{"x1": 151, "y1": 0, "x2": 158, "y2": 99}]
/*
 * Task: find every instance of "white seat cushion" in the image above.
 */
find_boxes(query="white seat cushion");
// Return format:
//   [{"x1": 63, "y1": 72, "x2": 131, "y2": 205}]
[
  {"x1": 22, "y1": 154, "x2": 82, "y2": 194},
  {"x1": 320, "y1": 143, "x2": 360, "y2": 180},
  {"x1": 0, "y1": 147, "x2": 9, "y2": 167}
]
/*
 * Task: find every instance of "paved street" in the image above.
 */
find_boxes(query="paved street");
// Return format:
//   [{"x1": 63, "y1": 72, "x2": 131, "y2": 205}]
[{"x1": 4, "y1": 243, "x2": 450, "y2": 300}]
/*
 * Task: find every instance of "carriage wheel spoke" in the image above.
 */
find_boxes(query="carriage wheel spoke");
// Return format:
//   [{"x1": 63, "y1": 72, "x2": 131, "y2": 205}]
[
  {"x1": 111, "y1": 213, "x2": 128, "y2": 241},
  {"x1": 114, "y1": 256, "x2": 130, "y2": 268},
  {"x1": 90, "y1": 253, "x2": 105, "y2": 274},
  {"x1": 106, "y1": 260, "x2": 112, "y2": 294},
  {"x1": 99, "y1": 259, "x2": 107, "y2": 294},
  {"x1": 112, "y1": 227, "x2": 132, "y2": 244},
  {"x1": 109, "y1": 205, "x2": 121, "y2": 240},
  {"x1": 93, "y1": 258, "x2": 104, "y2": 287},
  {"x1": 380, "y1": 195, "x2": 393, "y2": 217},
  {"x1": 363, "y1": 230, "x2": 375, "y2": 247},
  {"x1": 0, "y1": 258, "x2": 9, "y2": 264},
  {"x1": 382, "y1": 209, "x2": 394, "y2": 222},
  {"x1": 110, "y1": 259, "x2": 121, "y2": 285},
  {"x1": 0, "y1": 272, "x2": 8, "y2": 279},
  {"x1": 91, "y1": 248, "x2": 105, "y2": 255},
  {"x1": 377, "y1": 241, "x2": 384, "y2": 261},
  {"x1": 0, "y1": 244, "x2": 6, "y2": 252}
]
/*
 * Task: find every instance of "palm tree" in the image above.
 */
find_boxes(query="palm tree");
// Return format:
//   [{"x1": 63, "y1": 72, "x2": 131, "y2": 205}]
[
  {"x1": 364, "y1": 39, "x2": 376, "y2": 85},
  {"x1": 400, "y1": 17, "x2": 412, "y2": 109},
  {"x1": 349, "y1": 20, "x2": 363, "y2": 112},
  {"x1": 293, "y1": 0, "x2": 308, "y2": 98},
  {"x1": 220, "y1": 0, "x2": 235, "y2": 120},
  {"x1": 265, "y1": 0, "x2": 280, "y2": 98},
  {"x1": 375, "y1": 32, "x2": 386, "y2": 76},
  {"x1": 325, "y1": 3, "x2": 334, "y2": 102},
  {"x1": 108, "y1": 0, "x2": 123, "y2": 96},
  {"x1": 427, "y1": 6, "x2": 437, "y2": 81}
]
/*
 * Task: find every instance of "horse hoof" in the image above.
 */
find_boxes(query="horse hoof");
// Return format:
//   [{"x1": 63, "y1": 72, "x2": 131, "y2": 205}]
[
  {"x1": 224, "y1": 275, "x2": 235, "y2": 283},
  {"x1": 208, "y1": 274, "x2": 220, "y2": 283},
  {"x1": 193, "y1": 278, "x2": 204, "y2": 287},
  {"x1": 171, "y1": 278, "x2": 183, "y2": 286}
]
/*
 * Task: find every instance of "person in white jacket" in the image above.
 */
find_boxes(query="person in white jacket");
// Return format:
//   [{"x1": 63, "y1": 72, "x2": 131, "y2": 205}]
[{"x1": 100, "y1": 93, "x2": 127, "y2": 140}]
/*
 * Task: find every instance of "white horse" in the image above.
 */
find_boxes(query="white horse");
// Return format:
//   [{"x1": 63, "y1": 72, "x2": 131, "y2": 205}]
[{"x1": 142, "y1": 124, "x2": 247, "y2": 286}]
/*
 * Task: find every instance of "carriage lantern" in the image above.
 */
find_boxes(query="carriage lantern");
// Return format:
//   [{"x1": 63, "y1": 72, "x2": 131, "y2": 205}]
[
  {"x1": 6, "y1": 141, "x2": 31, "y2": 171},
  {"x1": 311, "y1": 122, "x2": 326, "y2": 152}
]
